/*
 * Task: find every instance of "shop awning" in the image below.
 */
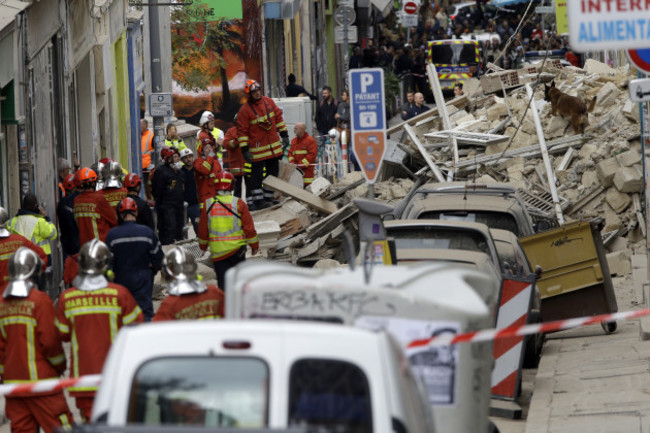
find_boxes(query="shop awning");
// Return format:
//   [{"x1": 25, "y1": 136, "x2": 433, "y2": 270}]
[{"x1": 0, "y1": 0, "x2": 28, "y2": 33}]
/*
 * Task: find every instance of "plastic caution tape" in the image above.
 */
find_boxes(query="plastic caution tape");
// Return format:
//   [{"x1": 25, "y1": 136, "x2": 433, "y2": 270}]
[
  {"x1": 0, "y1": 374, "x2": 101, "y2": 397},
  {"x1": 407, "y1": 307, "x2": 650, "y2": 349}
]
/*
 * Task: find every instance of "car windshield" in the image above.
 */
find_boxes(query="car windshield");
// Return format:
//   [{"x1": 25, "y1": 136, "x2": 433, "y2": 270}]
[
  {"x1": 418, "y1": 211, "x2": 520, "y2": 236},
  {"x1": 387, "y1": 226, "x2": 490, "y2": 255},
  {"x1": 127, "y1": 357, "x2": 269, "y2": 428},
  {"x1": 289, "y1": 359, "x2": 373, "y2": 433}
]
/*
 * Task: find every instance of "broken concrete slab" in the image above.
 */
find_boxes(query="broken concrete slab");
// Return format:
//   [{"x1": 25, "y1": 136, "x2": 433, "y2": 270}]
[
  {"x1": 613, "y1": 166, "x2": 643, "y2": 193},
  {"x1": 605, "y1": 187, "x2": 632, "y2": 214},
  {"x1": 595, "y1": 157, "x2": 619, "y2": 188}
]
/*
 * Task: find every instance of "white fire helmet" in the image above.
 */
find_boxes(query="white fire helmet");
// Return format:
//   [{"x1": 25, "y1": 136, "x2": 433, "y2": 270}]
[
  {"x1": 163, "y1": 247, "x2": 207, "y2": 296},
  {"x1": 3, "y1": 247, "x2": 43, "y2": 298},
  {"x1": 199, "y1": 111, "x2": 215, "y2": 127},
  {"x1": 73, "y1": 239, "x2": 112, "y2": 291},
  {"x1": 180, "y1": 148, "x2": 193, "y2": 159}
]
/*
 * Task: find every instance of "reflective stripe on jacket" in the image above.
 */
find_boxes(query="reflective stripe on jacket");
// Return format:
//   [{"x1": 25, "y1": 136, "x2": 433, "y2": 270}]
[
  {"x1": 288, "y1": 132, "x2": 318, "y2": 186},
  {"x1": 164, "y1": 138, "x2": 187, "y2": 151}
]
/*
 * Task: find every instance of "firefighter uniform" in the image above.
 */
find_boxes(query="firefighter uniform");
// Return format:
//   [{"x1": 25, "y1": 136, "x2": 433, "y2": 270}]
[
  {"x1": 236, "y1": 95, "x2": 288, "y2": 205},
  {"x1": 223, "y1": 126, "x2": 247, "y2": 198},
  {"x1": 198, "y1": 194, "x2": 259, "y2": 290},
  {"x1": 55, "y1": 281, "x2": 143, "y2": 421},
  {"x1": 288, "y1": 131, "x2": 318, "y2": 186},
  {"x1": 100, "y1": 186, "x2": 128, "y2": 208},
  {"x1": 153, "y1": 284, "x2": 225, "y2": 321},
  {"x1": 105, "y1": 221, "x2": 164, "y2": 321},
  {"x1": 0, "y1": 288, "x2": 73, "y2": 433},
  {"x1": 194, "y1": 130, "x2": 222, "y2": 206},
  {"x1": 164, "y1": 137, "x2": 187, "y2": 151},
  {"x1": 73, "y1": 190, "x2": 118, "y2": 246},
  {"x1": 0, "y1": 234, "x2": 46, "y2": 292}
]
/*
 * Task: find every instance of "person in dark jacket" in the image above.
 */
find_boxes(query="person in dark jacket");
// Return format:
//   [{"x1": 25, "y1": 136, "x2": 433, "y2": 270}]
[
  {"x1": 57, "y1": 174, "x2": 80, "y2": 258},
  {"x1": 315, "y1": 86, "x2": 338, "y2": 140},
  {"x1": 151, "y1": 147, "x2": 185, "y2": 245},
  {"x1": 105, "y1": 197, "x2": 163, "y2": 322},
  {"x1": 286, "y1": 73, "x2": 317, "y2": 100},
  {"x1": 123, "y1": 173, "x2": 156, "y2": 231},
  {"x1": 179, "y1": 148, "x2": 200, "y2": 236}
]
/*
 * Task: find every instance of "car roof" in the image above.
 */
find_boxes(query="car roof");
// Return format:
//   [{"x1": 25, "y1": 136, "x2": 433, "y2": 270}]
[{"x1": 489, "y1": 228, "x2": 520, "y2": 244}]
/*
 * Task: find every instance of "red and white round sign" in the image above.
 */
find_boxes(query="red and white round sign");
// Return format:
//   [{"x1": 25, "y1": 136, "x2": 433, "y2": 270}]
[{"x1": 404, "y1": 1, "x2": 418, "y2": 14}]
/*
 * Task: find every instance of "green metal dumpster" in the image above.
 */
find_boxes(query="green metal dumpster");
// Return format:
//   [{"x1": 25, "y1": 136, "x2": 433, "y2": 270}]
[{"x1": 520, "y1": 219, "x2": 618, "y2": 333}]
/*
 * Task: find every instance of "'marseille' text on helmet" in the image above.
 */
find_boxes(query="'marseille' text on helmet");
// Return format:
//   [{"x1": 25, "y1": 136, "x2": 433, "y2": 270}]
[
  {"x1": 117, "y1": 197, "x2": 138, "y2": 216},
  {"x1": 199, "y1": 111, "x2": 215, "y2": 127},
  {"x1": 244, "y1": 79, "x2": 261, "y2": 94},
  {"x1": 101, "y1": 161, "x2": 123, "y2": 188},
  {"x1": 163, "y1": 247, "x2": 207, "y2": 296},
  {"x1": 216, "y1": 170, "x2": 235, "y2": 191},
  {"x1": 3, "y1": 247, "x2": 43, "y2": 298}
]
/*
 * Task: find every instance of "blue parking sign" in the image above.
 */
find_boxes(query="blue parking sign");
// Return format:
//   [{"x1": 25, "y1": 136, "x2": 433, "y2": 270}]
[
  {"x1": 349, "y1": 69, "x2": 386, "y2": 132},
  {"x1": 349, "y1": 68, "x2": 387, "y2": 184}
]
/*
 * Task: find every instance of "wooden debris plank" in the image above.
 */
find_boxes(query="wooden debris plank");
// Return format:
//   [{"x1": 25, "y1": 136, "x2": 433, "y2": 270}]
[
  {"x1": 263, "y1": 176, "x2": 338, "y2": 214},
  {"x1": 280, "y1": 218, "x2": 305, "y2": 238},
  {"x1": 325, "y1": 178, "x2": 365, "y2": 201},
  {"x1": 306, "y1": 203, "x2": 358, "y2": 241}
]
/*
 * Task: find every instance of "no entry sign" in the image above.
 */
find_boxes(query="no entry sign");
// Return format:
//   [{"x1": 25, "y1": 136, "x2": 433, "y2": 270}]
[{"x1": 404, "y1": 1, "x2": 417, "y2": 14}]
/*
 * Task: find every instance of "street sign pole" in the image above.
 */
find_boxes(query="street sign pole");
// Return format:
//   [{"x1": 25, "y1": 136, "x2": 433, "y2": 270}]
[{"x1": 344, "y1": 7, "x2": 349, "y2": 86}]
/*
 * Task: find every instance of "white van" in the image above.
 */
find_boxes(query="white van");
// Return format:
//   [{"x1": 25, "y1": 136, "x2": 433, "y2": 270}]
[
  {"x1": 91, "y1": 320, "x2": 434, "y2": 433},
  {"x1": 226, "y1": 262, "x2": 496, "y2": 433}
]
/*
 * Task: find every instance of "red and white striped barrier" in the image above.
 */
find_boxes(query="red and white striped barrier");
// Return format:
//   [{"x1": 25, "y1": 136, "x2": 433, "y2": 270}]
[
  {"x1": 407, "y1": 307, "x2": 650, "y2": 349},
  {"x1": 0, "y1": 374, "x2": 101, "y2": 397},
  {"x1": 491, "y1": 279, "x2": 533, "y2": 399}
]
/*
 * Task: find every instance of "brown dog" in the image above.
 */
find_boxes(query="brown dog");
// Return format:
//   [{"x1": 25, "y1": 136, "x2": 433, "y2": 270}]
[{"x1": 544, "y1": 81, "x2": 597, "y2": 133}]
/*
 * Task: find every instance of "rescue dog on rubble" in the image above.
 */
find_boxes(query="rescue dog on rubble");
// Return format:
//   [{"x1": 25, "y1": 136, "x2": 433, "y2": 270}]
[{"x1": 544, "y1": 81, "x2": 597, "y2": 134}]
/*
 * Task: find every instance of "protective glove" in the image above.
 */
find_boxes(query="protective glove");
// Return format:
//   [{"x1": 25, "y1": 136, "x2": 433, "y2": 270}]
[
  {"x1": 282, "y1": 136, "x2": 291, "y2": 153},
  {"x1": 242, "y1": 147, "x2": 253, "y2": 164}
]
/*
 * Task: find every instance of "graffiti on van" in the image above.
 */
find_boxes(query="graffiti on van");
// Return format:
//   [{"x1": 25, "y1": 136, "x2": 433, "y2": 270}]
[{"x1": 256, "y1": 290, "x2": 397, "y2": 316}]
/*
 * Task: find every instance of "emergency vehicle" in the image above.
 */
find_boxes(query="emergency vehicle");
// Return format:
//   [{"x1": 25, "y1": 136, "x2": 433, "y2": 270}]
[{"x1": 426, "y1": 39, "x2": 480, "y2": 93}]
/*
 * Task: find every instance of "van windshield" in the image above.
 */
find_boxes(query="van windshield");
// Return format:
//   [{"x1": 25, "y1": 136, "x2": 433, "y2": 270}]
[
  {"x1": 289, "y1": 359, "x2": 372, "y2": 433},
  {"x1": 419, "y1": 211, "x2": 519, "y2": 236},
  {"x1": 387, "y1": 226, "x2": 491, "y2": 256},
  {"x1": 127, "y1": 357, "x2": 269, "y2": 428}
]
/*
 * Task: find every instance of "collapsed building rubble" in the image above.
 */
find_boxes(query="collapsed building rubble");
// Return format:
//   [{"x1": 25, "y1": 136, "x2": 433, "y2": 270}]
[{"x1": 192, "y1": 58, "x2": 643, "y2": 278}]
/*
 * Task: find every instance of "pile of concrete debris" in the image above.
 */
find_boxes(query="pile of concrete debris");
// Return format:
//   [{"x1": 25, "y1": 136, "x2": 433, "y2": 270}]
[{"x1": 246, "y1": 59, "x2": 642, "y2": 274}]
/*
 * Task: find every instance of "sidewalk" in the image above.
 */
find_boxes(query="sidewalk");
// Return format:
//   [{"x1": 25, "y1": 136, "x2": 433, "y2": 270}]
[{"x1": 522, "y1": 274, "x2": 650, "y2": 433}]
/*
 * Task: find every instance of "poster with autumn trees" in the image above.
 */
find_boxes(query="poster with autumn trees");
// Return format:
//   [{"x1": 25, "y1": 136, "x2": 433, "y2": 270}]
[{"x1": 170, "y1": 0, "x2": 262, "y2": 131}]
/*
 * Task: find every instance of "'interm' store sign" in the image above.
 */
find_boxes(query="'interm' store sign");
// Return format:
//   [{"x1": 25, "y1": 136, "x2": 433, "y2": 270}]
[{"x1": 568, "y1": 0, "x2": 650, "y2": 51}]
